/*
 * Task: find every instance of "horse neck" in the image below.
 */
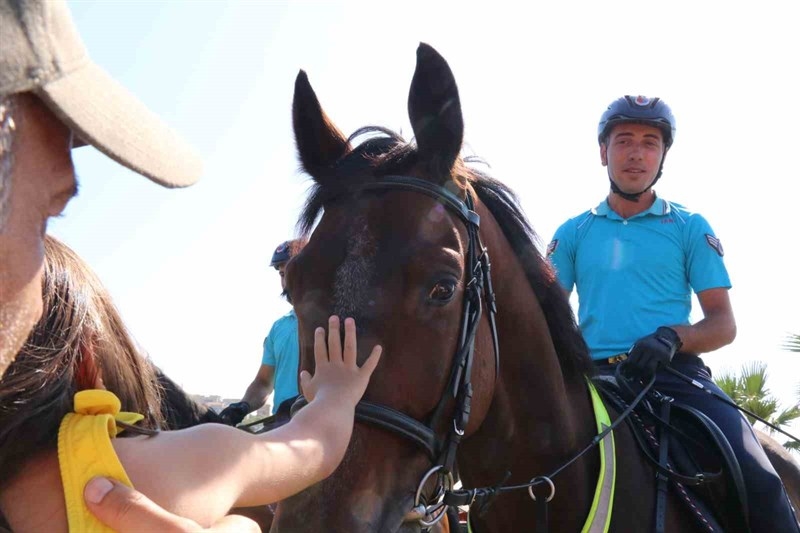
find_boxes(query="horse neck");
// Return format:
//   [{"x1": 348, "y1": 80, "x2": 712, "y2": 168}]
[
  {"x1": 491, "y1": 244, "x2": 596, "y2": 458},
  {"x1": 479, "y1": 204, "x2": 596, "y2": 454},
  {"x1": 457, "y1": 205, "x2": 599, "y2": 529}
]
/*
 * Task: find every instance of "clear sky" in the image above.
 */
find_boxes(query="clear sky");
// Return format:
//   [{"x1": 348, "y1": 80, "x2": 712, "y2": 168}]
[{"x1": 53, "y1": 1, "x2": 799, "y2": 438}]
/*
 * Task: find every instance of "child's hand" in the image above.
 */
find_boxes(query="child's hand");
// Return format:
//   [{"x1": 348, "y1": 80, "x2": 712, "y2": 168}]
[{"x1": 299, "y1": 316, "x2": 381, "y2": 406}]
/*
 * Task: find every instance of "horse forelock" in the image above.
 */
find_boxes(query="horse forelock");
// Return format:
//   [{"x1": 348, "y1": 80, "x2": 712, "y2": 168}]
[{"x1": 297, "y1": 126, "x2": 473, "y2": 238}]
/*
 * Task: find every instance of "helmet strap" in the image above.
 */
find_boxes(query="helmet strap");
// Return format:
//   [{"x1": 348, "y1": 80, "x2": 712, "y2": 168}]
[{"x1": 608, "y1": 163, "x2": 664, "y2": 202}]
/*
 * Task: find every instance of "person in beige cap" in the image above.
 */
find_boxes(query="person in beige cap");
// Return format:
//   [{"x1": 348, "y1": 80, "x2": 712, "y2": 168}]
[
  {"x1": 0, "y1": 0, "x2": 203, "y2": 376},
  {"x1": 0, "y1": 0, "x2": 257, "y2": 531}
]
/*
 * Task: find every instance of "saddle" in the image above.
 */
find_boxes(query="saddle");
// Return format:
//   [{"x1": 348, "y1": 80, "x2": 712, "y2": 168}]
[{"x1": 594, "y1": 376, "x2": 750, "y2": 533}]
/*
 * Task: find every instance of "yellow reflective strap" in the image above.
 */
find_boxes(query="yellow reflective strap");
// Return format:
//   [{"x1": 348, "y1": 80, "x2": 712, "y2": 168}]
[
  {"x1": 582, "y1": 379, "x2": 616, "y2": 533},
  {"x1": 462, "y1": 380, "x2": 616, "y2": 532}
]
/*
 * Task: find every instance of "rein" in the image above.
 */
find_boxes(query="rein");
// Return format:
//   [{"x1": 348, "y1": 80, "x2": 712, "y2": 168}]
[
  {"x1": 445, "y1": 371, "x2": 656, "y2": 531},
  {"x1": 665, "y1": 367, "x2": 800, "y2": 445}
]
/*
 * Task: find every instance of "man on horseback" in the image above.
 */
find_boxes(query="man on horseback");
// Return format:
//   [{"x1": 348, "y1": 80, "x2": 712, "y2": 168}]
[
  {"x1": 220, "y1": 238, "x2": 306, "y2": 426},
  {"x1": 547, "y1": 95, "x2": 799, "y2": 532}
]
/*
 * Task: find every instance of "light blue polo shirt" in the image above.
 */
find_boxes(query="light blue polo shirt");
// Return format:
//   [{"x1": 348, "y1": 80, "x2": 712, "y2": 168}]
[
  {"x1": 548, "y1": 196, "x2": 731, "y2": 361},
  {"x1": 262, "y1": 309, "x2": 300, "y2": 414}
]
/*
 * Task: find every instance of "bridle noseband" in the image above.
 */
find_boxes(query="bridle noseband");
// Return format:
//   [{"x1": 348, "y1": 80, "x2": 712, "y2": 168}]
[{"x1": 290, "y1": 175, "x2": 500, "y2": 527}]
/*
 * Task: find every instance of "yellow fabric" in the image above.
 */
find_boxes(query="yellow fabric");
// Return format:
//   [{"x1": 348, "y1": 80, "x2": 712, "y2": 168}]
[{"x1": 58, "y1": 390, "x2": 144, "y2": 532}]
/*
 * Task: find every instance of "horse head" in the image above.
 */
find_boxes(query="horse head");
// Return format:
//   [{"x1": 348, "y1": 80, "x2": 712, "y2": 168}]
[{"x1": 273, "y1": 43, "x2": 597, "y2": 532}]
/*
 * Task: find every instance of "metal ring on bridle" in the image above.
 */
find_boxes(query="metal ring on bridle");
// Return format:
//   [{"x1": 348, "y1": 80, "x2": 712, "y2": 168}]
[
  {"x1": 527, "y1": 475, "x2": 555, "y2": 502},
  {"x1": 414, "y1": 465, "x2": 455, "y2": 527}
]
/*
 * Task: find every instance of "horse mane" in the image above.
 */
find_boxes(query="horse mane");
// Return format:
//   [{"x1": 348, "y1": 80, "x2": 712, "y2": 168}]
[
  {"x1": 154, "y1": 366, "x2": 223, "y2": 429},
  {"x1": 297, "y1": 127, "x2": 593, "y2": 381},
  {"x1": 469, "y1": 173, "x2": 594, "y2": 380}
]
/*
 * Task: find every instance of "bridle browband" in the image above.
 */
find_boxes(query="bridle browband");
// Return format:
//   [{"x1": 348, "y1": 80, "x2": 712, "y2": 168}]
[{"x1": 291, "y1": 174, "x2": 500, "y2": 527}]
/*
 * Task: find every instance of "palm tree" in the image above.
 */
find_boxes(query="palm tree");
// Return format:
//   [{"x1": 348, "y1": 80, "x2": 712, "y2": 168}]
[
  {"x1": 782, "y1": 332, "x2": 800, "y2": 353},
  {"x1": 788, "y1": 382, "x2": 800, "y2": 453},
  {"x1": 715, "y1": 362, "x2": 800, "y2": 441},
  {"x1": 780, "y1": 333, "x2": 800, "y2": 452}
]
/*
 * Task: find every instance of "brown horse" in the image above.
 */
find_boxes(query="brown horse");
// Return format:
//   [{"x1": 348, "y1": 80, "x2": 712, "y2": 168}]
[
  {"x1": 757, "y1": 430, "x2": 800, "y2": 522},
  {"x1": 273, "y1": 44, "x2": 732, "y2": 532}
]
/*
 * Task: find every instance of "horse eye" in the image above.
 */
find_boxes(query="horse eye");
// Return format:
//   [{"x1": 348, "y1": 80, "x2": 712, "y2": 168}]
[{"x1": 428, "y1": 280, "x2": 456, "y2": 302}]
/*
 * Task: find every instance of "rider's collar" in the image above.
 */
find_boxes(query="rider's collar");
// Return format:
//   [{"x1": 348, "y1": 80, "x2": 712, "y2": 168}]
[{"x1": 591, "y1": 195, "x2": 671, "y2": 221}]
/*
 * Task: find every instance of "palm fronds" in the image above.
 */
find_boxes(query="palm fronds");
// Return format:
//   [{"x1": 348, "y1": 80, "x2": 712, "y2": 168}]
[
  {"x1": 782, "y1": 332, "x2": 800, "y2": 352},
  {"x1": 714, "y1": 361, "x2": 800, "y2": 451}
]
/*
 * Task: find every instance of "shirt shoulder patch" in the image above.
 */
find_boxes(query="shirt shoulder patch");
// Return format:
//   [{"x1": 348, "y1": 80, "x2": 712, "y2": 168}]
[
  {"x1": 705, "y1": 234, "x2": 724, "y2": 256},
  {"x1": 546, "y1": 239, "x2": 559, "y2": 257}
]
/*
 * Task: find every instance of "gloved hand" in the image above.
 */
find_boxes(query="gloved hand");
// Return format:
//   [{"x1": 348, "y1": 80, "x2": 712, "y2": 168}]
[
  {"x1": 218, "y1": 401, "x2": 251, "y2": 426},
  {"x1": 623, "y1": 327, "x2": 683, "y2": 378}
]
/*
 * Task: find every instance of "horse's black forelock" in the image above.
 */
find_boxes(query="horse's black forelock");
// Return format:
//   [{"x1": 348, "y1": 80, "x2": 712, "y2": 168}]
[
  {"x1": 297, "y1": 126, "x2": 417, "y2": 236},
  {"x1": 295, "y1": 127, "x2": 593, "y2": 381}
]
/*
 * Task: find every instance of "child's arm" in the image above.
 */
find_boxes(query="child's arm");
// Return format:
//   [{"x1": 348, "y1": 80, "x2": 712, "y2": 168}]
[
  {"x1": 83, "y1": 477, "x2": 262, "y2": 533},
  {"x1": 114, "y1": 316, "x2": 380, "y2": 527}
]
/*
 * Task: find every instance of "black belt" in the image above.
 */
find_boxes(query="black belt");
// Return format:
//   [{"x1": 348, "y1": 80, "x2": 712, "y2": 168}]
[
  {"x1": 595, "y1": 353, "x2": 628, "y2": 366},
  {"x1": 593, "y1": 352, "x2": 702, "y2": 367}
]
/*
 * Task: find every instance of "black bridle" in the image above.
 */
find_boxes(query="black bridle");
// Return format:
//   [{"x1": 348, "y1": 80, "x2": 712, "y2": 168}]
[{"x1": 290, "y1": 175, "x2": 499, "y2": 523}]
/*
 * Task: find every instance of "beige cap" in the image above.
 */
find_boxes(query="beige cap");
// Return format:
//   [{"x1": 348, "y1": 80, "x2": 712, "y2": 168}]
[{"x1": 0, "y1": 0, "x2": 202, "y2": 188}]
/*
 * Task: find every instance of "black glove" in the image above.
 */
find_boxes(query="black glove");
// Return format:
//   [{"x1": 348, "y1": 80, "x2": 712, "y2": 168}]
[
  {"x1": 219, "y1": 401, "x2": 251, "y2": 426},
  {"x1": 623, "y1": 327, "x2": 683, "y2": 378}
]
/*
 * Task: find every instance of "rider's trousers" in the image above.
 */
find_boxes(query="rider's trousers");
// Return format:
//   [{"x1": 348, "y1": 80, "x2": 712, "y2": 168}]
[{"x1": 602, "y1": 354, "x2": 800, "y2": 532}]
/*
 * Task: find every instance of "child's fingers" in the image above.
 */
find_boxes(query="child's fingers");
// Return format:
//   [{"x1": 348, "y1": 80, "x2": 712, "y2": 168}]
[
  {"x1": 299, "y1": 370, "x2": 314, "y2": 400},
  {"x1": 327, "y1": 315, "x2": 342, "y2": 363},
  {"x1": 343, "y1": 317, "x2": 357, "y2": 366},
  {"x1": 359, "y1": 345, "x2": 382, "y2": 377},
  {"x1": 314, "y1": 326, "x2": 327, "y2": 365}
]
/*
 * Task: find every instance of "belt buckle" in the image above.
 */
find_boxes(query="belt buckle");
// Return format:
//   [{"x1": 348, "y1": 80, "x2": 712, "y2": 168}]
[{"x1": 607, "y1": 354, "x2": 628, "y2": 365}]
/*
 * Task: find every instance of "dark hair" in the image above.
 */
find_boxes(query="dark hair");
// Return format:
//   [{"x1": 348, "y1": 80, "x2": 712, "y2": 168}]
[{"x1": 0, "y1": 236, "x2": 164, "y2": 485}]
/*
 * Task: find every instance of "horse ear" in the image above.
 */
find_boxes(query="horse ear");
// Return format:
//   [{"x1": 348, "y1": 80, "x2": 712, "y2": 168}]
[
  {"x1": 408, "y1": 43, "x2": 464, "y2": 181},
  {"x1": 292, "y1": 70, "x2": 351, "y2": 182}
]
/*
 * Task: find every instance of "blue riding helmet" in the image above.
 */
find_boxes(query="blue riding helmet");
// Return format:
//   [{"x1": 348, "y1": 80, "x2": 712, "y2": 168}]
[
  {"x1": 270, "y1": 241, "x2": 293, "y2": 268},
  {"x1": 598, "y1": 95, "x2": 676, "y2": 149}
]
